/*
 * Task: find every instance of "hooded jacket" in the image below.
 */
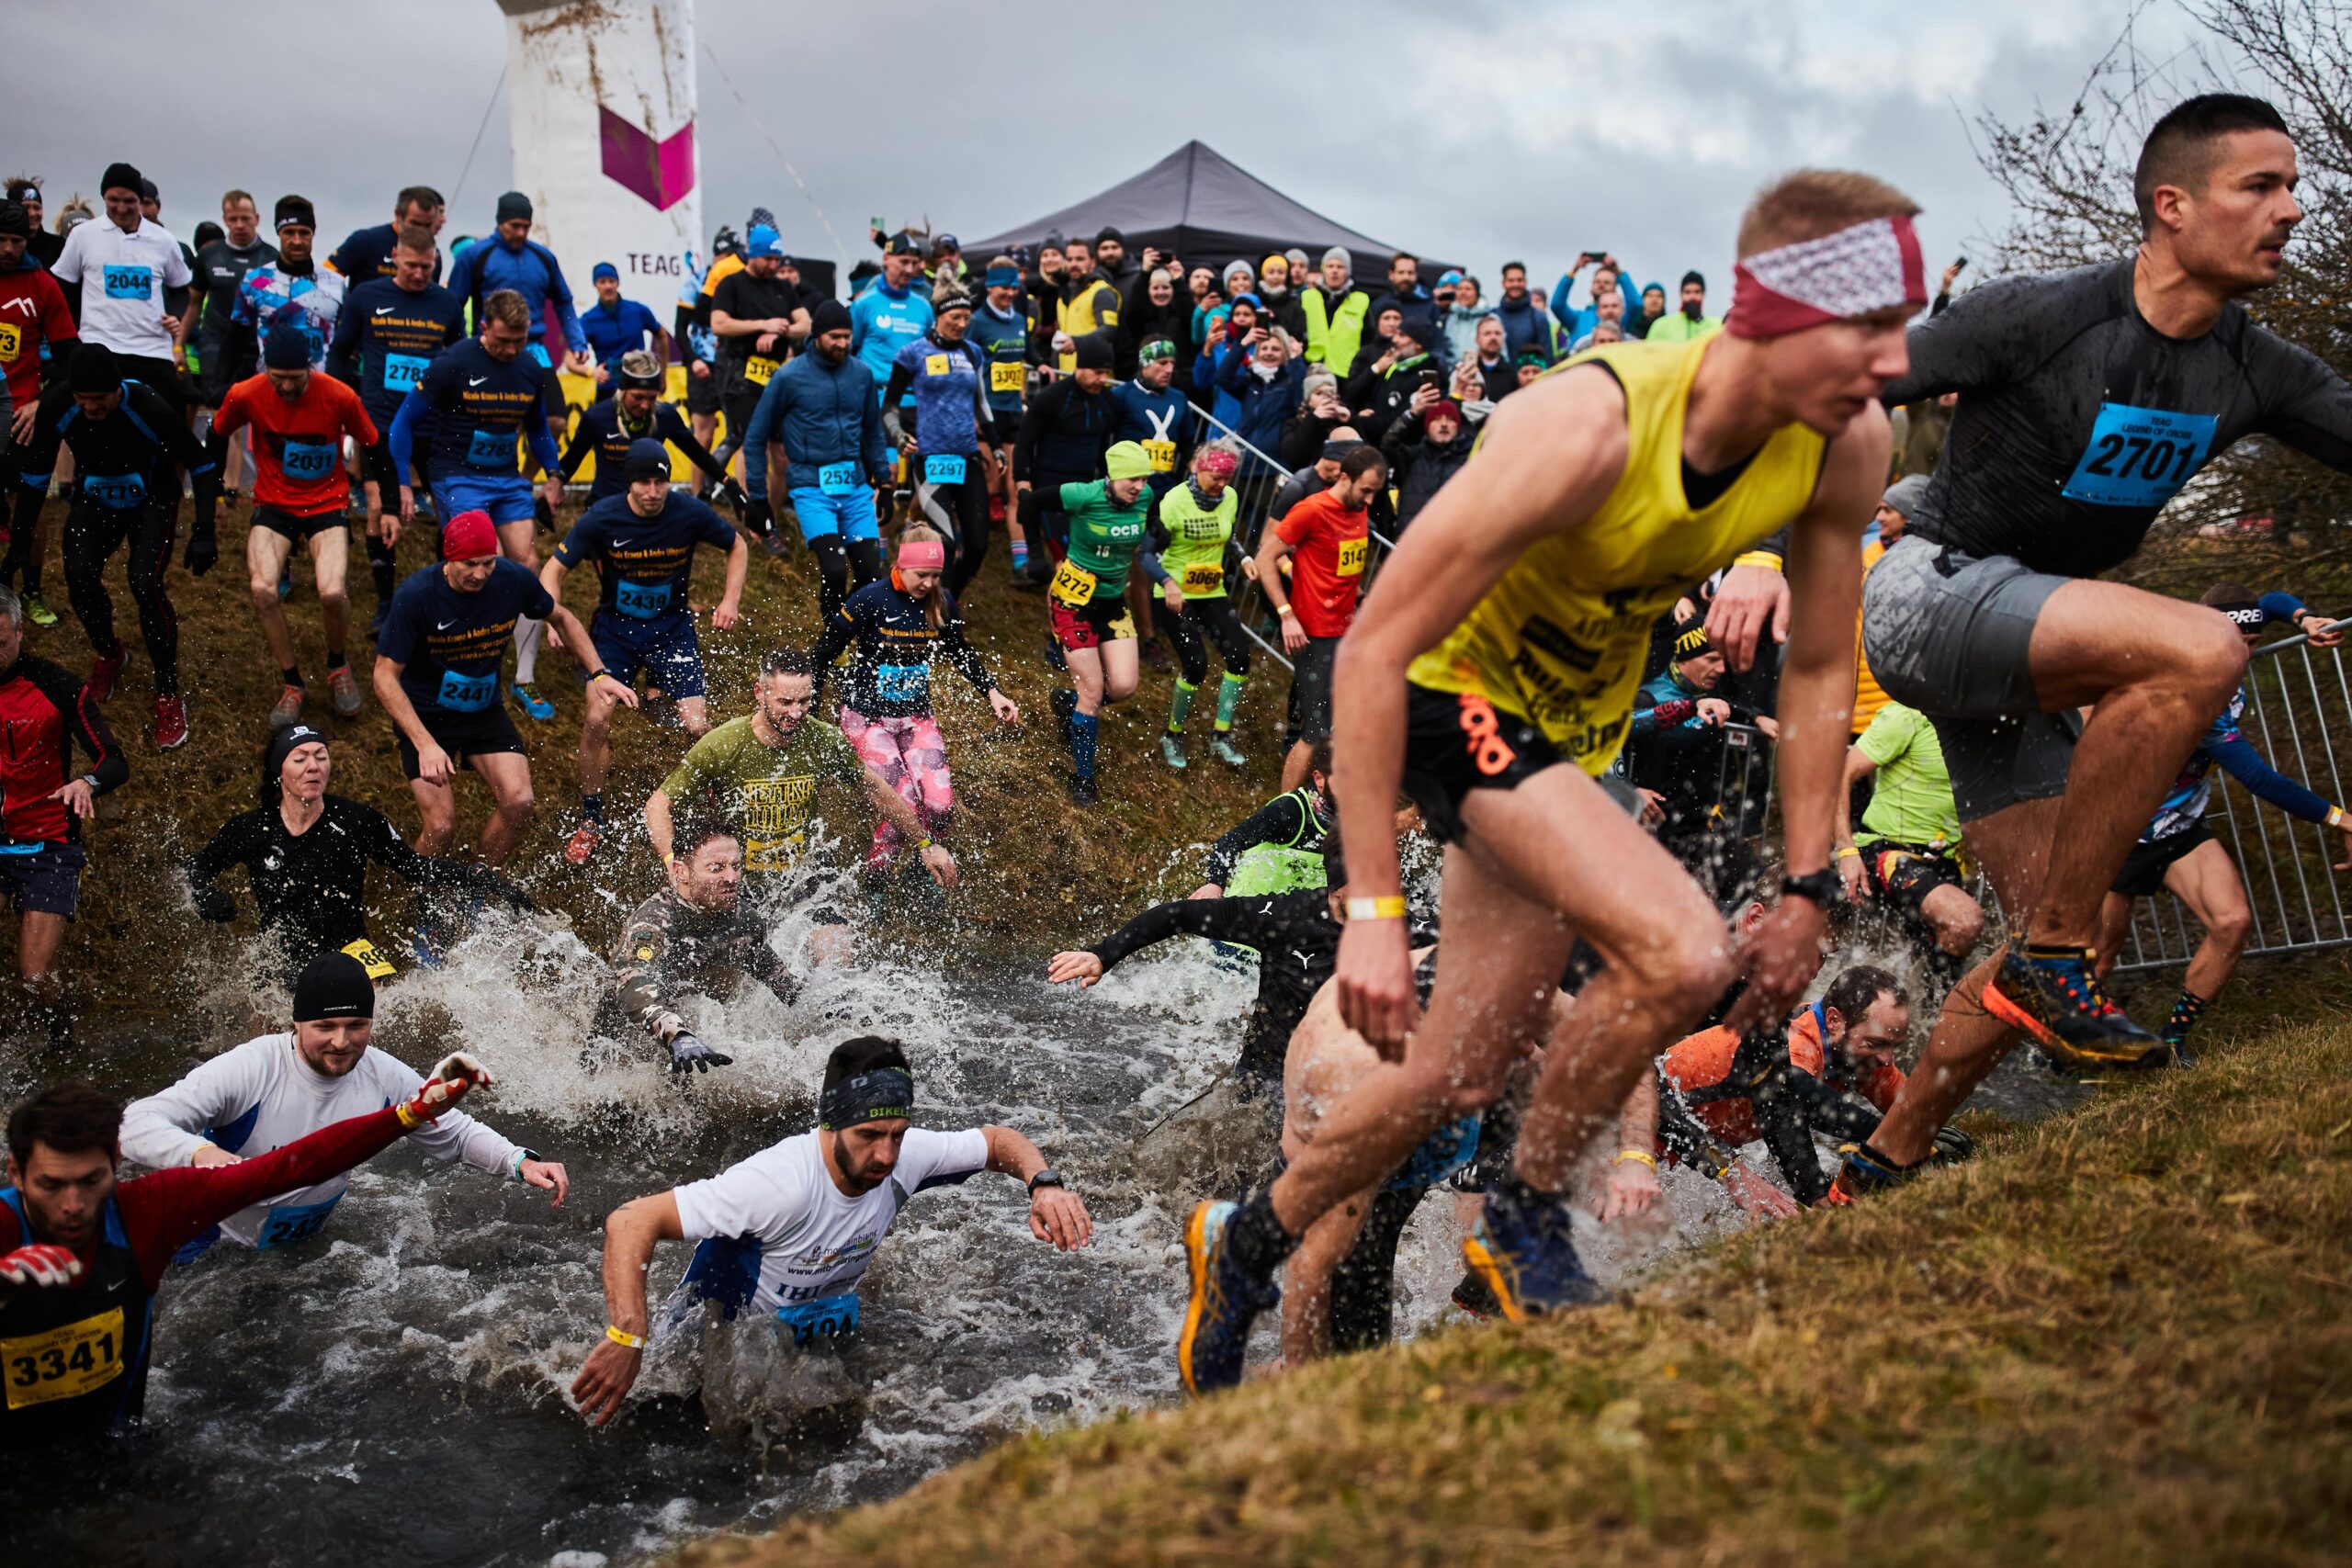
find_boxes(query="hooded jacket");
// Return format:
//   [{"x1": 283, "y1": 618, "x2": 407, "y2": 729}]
[
  {"x1": 739, "y1": 349, "x2": 890, "y2": 496},
  {"x1": 1439, "y1": 299, "x2": 1495, "y2": 370}
]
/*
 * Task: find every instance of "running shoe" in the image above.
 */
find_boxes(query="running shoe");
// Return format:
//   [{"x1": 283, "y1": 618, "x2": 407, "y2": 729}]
[
  {"x1": 563, "y1": 821, "x2": 603, "y2": 865},
  {"x1": 267, "y1": 683, "x2": 307, "y2": 729},
  {"x1": 411, "y1": 921, "x2": 446, "y2": 970},
  {"x1": 327, "y1": 666, "x2": 363, "y2": 717},
  {"x1": 21, "y1": 591, "x2": 56, "y2": 628},
  {"x1": 1140, "y1": 637, "x2": 1172, "y2": 675},
  {"x1": 153, "y1": 694, "x2": 189, "y2": 751},
  {"x1": 277, "y1": 562, "x2": 294, "y2": 601},
  {"x1": 1044, "y1": 635, "x2": 1068, "y2": 672},
  {"x1": 1459, "y1": 1186, "x2": 1606, "y2": 1323},
  {"x1": 1010, "y1": 570, "x2": 1044, "y2": 593},
  {"x1": 1068, "y1": 773, "x2": 1100, "y2": 807},
  {"x1": 1211, "y1": 737, "x2": 1248, "y2": 769},
  {"x1": 1981, "y1": 944, "x2": 2165, "y2": 1071},
  {"x1": 87, "y1": 651, "x2": 126, "y2": 704},
  {"x1": 512, "y1": 682, "x2": 556, "y2": 721},
  {"x1": 1177, "y1": 1200, "x2": 1280, "y2": 1397},
  {"x1": 1450, "y1": 1269, "x2": 1502, "y2": 1319},
  {"x1": 1159, "y1": 733, "x2": 1189, "y2": 771},
  {"x1": 1829, "y1": 1141, "x2": 1921, "y2": 1202}
]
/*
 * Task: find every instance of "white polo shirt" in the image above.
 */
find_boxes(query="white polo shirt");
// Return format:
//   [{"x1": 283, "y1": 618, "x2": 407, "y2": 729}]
[{"x1": 51, "y1": 215, "x2": 192, "y2": 360}]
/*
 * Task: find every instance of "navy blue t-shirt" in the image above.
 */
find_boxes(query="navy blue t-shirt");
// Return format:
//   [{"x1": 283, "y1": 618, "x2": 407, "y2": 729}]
[
  {"x1": 378, "y1": 559, "x2": 555, "y2": 713},
  {"x1": 413, "y1": 338, "x2": 552, "y2": 476},
  {"x1": 581, "y1": 297, "x2": 664, "y2": 376},
  {"x1": 331, "y1": 278, "x2": 469, "y2": 425},
  {"x1": 552, "y1": 491, "x2": 737, "y2": 624}
]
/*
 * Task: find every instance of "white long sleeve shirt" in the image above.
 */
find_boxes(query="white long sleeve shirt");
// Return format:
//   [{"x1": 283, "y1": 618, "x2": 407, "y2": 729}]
[{"x1": 119, "y1": 1032, "x2": 528, "y2": 1250}]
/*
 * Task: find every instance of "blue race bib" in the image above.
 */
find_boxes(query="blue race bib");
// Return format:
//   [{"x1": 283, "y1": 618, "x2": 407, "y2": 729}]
[
  {"x1": 467, "y1": 427, "x2": 514, "y2": 468},
  {"x1": 875, "y1": 663, "x2": 929, "y2": 705},
  {"x1": 280, "y1": 439, "x2": 336, "y2": 481},
  {"x1": 383, "y1": 353, "x2": 430, "y2": 392},
  {"x1": 256, "y1": 1195, "x2": 342, "y2": 1251},
  {"x1": 616, "y1": 580, "x2": 672, "y2": 619},
  {"x1": 102, "y1": 265, "x2": 153, "y2": 300},
  {"x1": 923, "y1": 453, "x2": 967, "y2": 485},
  {"x1": 817, "y1": 462, "x2": 859, "y2": 496},
  {"x1": 83, "y1": 472, "x2": 146, "y2": 511},
  {"x1": 774, "y1": 1292, "x2": 861, "y2": 1347},
  {"x1": 2061, "y1": 403, "x2": 2219, "y2": 508},
  {"x1": 436, "y1": 669, "x2": 496, "y2": 712}
]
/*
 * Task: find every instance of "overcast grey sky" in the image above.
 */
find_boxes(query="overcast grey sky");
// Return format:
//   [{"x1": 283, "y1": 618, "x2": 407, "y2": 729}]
[{"x1": 9, "y1": 0, "x2": 2184, "y2": 295}]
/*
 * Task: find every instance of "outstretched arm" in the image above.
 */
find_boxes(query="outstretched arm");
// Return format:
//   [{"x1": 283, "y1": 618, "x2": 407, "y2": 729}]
[{"x1": 571, "y1": 1190, "x2": 684, "y2": 1427}]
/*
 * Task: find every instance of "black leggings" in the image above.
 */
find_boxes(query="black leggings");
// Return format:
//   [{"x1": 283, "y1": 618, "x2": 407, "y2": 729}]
[
  {"x1": 64, "y1": 497, "x2": 179, "y2": 694},
  {"x1": 807, "y1": 533, "x2": 884, "y2": 625},
  {"x1": 1168, "y1": 595, "x2": 1252, "y2": 685},
  {"x1": 915, "y1": 473, "x2": 991, "y2": 598}
]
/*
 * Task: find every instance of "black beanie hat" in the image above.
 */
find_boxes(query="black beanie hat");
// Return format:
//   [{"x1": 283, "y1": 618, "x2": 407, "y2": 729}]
[
  {"x1": 69, "y1": 343, "x2": 122, "y2": 394},
  {"x1": 1072, "y1": 332, "x2": 1113, "y2": 371},
  {"x1": 624, "y1": 437, "x2": 671, "y2": 481},
  {"x1": 496, "y1": 190, "x2": 533, "y2": 223},
  {"x1": 265, "y1": 723, "x2": 328, "y2": 788},
  {"x1": 0, "y1": 203, "x2": 26, "y2": 240},
  {"x1": 1681, "y1": 269, "x2": 1706, "y2": 289},
  {"x1": 263, "y1": 322, "x2": 312, "y2": 370},
  {"x1": 1095, "y1": 225, "x2": 1125, "y2": 247},
  {"x1": 274, "y1": 195, "x2": 316, "y2": 231},
  {"x1": 1400, "y1": 318, "x2": 1439, "y2": 351},
  {"x1": 101, "y1": 162, "x2": 142, "y2": 197},
  {"x1": 810, "y1": 298, "x2": 854, "y2": 335},
  {"x1": 293, "y1": 951, "x2": 378, "y2": 1021}
]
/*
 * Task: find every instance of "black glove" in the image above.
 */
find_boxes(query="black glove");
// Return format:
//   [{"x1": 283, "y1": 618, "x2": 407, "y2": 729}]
[
  {"x1": 184, "y1": 528, "x2": 219, "y2": 578},
  {"x1": 718, "y1": 476, "x2": 750, "y2": 514},
  {"x1": 1930, "y1": 1124, "x2": 1975, "y2": 1165},
  {"x1": 742, "y1": 498, "x2": 775, "y2": 539},
  {"x1": 668, "y1": 1032, "x2": 732, "y2": 1074},
  {"x1": 190, "y1": 884, "x2": 236, "y2": 922}
]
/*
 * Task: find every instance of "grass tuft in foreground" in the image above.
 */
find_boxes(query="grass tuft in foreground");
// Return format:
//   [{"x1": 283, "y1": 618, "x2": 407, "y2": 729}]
[{"x1": 683, "y1": 957, "x2": 2352, "y2": 1567}]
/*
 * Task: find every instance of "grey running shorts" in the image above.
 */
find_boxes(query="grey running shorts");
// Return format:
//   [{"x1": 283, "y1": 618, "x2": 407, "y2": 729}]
[{"x1": 1861, "y1": 534, "x2": 2081, "y2": 822}]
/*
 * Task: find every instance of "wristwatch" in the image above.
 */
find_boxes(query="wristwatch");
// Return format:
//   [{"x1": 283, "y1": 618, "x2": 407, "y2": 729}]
[
  {"x1": 1781, "y1": 869, "x2": 1838, "y2": 906},
  {"x1": 1026, "y1": 1168, "x2": 1065, "y2": 1197}
]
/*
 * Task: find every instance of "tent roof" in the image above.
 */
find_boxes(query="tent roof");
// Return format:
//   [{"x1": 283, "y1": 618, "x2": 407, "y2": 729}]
[{"x1": 962, "y1": 141, "x2": 1448, "y2": 279}]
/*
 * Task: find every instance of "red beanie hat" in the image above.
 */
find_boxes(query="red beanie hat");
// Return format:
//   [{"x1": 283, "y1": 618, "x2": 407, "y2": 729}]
[{"x1": 441, "y1": 510, "x2": 499, "y2": 560}]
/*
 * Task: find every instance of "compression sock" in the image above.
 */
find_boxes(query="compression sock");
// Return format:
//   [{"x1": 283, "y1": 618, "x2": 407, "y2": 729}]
[
  {"x1": 368, "y1": 535, "x2": 397, "y2": 601},
  {"x1": 1011, "y1": 539, "x2": 1029, "y2": 572},
  {"x1": 514, "y1": 615, "x2": 544, "y2": 683},
  {"x1": 325, "y1": 650, "x2": 347, "y2": 673},
  {"x1": 581, "y1": 793, "x2": 604, "y2": 825},
  {"x1": 281, "y1": 666, "x2": 303, "y2": 689},
  {"x1": 1215, "y1": 670, "x2": 1246, "y2": 731},
  {"x1": 1168, "y1": 678, "x2": 1197, "y2": 735},
  {"x1": 2163, "y1": 988, "x2": 2209, "y2": 1049},
  {"x1": 1069, "y1": 711, "x2": 1100, "y2": 781},
  {"x1": 1223, "y1": 1188, "x2": 1300, "y2": 1278}
]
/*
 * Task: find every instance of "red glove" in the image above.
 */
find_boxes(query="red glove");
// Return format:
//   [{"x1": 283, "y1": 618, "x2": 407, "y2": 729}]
[
  {"x1": 395, "y1": 1051, "x2": 493, "y2": 1128},
  {"x1": 0, "y1": 1243, "x2": 84, "y2": 1288}
]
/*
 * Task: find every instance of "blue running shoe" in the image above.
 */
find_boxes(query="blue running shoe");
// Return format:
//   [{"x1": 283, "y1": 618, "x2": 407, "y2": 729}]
[
  {"x1": 1460, "y1": 1188, "x2": 1605, "y2": 1323},
  {"x1": 1983, "y1": 944, "x2": 2164, "y2": 1072},
  {"x1": 410, "y1": 923, "x2": 446, "y2": 970},
  {"x1": 512, "y1": 682, "x2": 556, "y2": 721},
  {"x1": 1178, "y1": 1200, "x2": 1280, "y2": 1397},
  {"x1": 1830, "y1": 1141, "x2": 1919, "y2": 1202}
]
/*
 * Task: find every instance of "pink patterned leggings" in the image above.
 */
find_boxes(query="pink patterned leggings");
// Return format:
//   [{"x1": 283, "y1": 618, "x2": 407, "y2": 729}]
[{"x1": 838, "y1": 706, "x2": 955, "y2": 868}]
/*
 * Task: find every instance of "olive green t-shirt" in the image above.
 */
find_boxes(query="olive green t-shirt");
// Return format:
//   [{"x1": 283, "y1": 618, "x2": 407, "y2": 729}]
[{"x1": 661, "y1": 715, "x2": 865, "y2": 874}]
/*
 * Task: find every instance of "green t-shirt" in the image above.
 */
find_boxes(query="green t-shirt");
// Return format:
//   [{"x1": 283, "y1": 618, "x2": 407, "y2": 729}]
[
  {"x1": 660, "y1": 714, "x2": 865, "y2": 874},
  {"x1": 1157, "y1": 480, "x2": 1238, "y2": 601},
  {"x1": 1056, "y1": 479, "x2": 1150, "y2": 600},
  {"x1": 1855, "y1": 704, "x2": 1962, "y2": 852}
]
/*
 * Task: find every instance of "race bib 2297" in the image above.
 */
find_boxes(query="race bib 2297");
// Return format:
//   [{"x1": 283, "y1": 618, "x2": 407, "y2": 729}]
[{"x1": 2061, "y1": 403, "x2": 2218, "y2": 509}]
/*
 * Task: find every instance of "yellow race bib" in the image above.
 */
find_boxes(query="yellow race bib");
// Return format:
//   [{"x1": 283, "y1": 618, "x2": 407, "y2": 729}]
[
  {"x1": 744, "y1": 355, "x2": 779, "y2": 386},
  {"x1": 340, "y1": 937, "x2": 396, "y2": 980},
  {"x1": 1143, "y1": 439, "x2": 1176, "y2": 473},
  {"x1": 925, "y1": 354, "x2": 951, "y2": 376},
  {"x1": 989, "y1": 361, "x2": 1024, "y2": 395},
  {"x1": 0, "y1": 322, "x2": 19, "y2": 362},
  {"x1": 1337, "y1": 536, "x2": 1369, "y2": 577},
  {"x1": 1182, "y1": 562, "x2": 1224, "y2": 595},
  {"x1": 4, "y1": 1309, "x2": 126, "y2": 1410},
  {"x1": 1049, "y1": 558, "x2": 1099, "y2": 606}
]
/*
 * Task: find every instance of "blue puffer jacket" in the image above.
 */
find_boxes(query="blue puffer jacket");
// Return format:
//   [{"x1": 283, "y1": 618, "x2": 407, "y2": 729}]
[
  {"x1": 1215, "y1": 353, "x2": 1306, "y2": 478},
  {"x1": 740, "y1": 350, "x2": 891, "y2": 499}
]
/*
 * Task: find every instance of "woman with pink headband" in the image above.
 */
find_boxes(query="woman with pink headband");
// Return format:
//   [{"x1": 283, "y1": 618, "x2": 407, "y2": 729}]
[
  {"x1": 1152, "y1": 442, "x2": 1252, "y2": 770},
  {"x1": 810, "y1": 524, "x2": 1019, "y2": 881}
]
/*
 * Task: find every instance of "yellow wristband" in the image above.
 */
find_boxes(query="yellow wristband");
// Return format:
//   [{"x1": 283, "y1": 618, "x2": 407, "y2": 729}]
[
  {"x1": 1344, "y1": 896, "x2": 1408, "y2": 921},
  {"x1": 662, "y1": 851, "x2": 676, "y2": 864},
  {"x1": 1834, "y1": 846, "x2": 1860, "y2": 860},
  {"x1": 394, "y1": 1102, "x2": 422, "y2": 1130},
  {"x1": 1733, "y1": 550, "x2": 1784, "y2": 571},
  {"x1": 605, "y1": 1325, "x2": 646, "y2": 1349},
  {"x1": 1276, "y1": 604, "x2": 1295, "y2": 617},
  {"x1": 2330, "y1": 806, "x2": 2347, "y2": 829},
  {"x1": 912, "y1": 836, "x2": 933, "y2": 851},
  {"x1": 1614, "y1": 1148, "x2": 1658, "y2": 1169}
]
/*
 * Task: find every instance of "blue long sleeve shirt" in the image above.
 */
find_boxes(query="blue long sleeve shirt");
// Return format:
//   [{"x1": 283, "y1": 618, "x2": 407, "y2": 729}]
[{"x1": 450, "y1": 236, "x2": 588, "y2": 356}]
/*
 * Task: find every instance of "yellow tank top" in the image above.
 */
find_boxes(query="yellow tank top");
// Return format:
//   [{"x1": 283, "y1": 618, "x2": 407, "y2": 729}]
[
  {"x1": 1850, "y1": 536, "x2": 1890, "y2": 736},
  {"x1": 1407, "y1": 336, "x2": 1826, "y2": 774}
]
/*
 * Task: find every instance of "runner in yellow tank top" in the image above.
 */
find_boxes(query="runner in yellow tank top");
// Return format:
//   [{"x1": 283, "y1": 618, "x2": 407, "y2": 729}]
[{"x1": 1177, "y1": 171, "x2": 1929, "y2": 1390}]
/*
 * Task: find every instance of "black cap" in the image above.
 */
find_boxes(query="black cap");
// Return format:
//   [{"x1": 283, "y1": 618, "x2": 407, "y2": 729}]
[
  {"x1": 274, "y1": 195, "x2": 316, "y2": 231},
  {"x1": 1072, "y1": 332, "x2": 1113, "y2": 371},
  {"x1": 68, "y1": 343, "x2": 121, "y2": 395},
  {"x1": 265, "y1": 722, "x2": 328, "y2": 784},
  {"x1": 1681, "y1": 269, "x2": 1706, "y2": 289},
  {"x1": 624, "y1": 438, "x2": 671, "y2": 481},
  {"x1": 884, "y1": 232, "x2": 921, "y2": 257},
  {"x1": 101, "y1": 162, "x2": 142, "y2": 197},
  {"x1": 5, "y1": 184, "x2": 37, "y2": 206},
  {"x1": 137, "y1": 177, "x2": 159, "y2": 204},
  {"x1": 264, "y1": 322, "x2": 312, "y2": 370},
  {"x1": 0, "y1": 203, "x2": 26, "y2": 240},
  {"x1": 292, "y1": 951, "x2": 377, "y2": 1021},
  {"x1": 496, "y1": 190, "x2": 533, "y2": 223},
  {"x1": 811, "y1": 298, "x2": 854, "y2": 335}
]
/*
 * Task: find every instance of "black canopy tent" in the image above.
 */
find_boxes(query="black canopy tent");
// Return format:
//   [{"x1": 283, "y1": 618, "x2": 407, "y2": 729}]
[{"x1": 961, "y1": 141, "x2": 1453, "y2": 287}]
